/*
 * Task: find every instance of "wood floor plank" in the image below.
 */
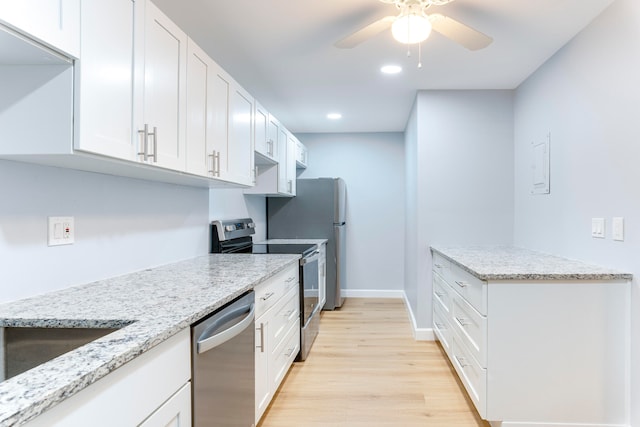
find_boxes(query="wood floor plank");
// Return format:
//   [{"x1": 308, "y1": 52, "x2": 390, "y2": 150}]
[{"x1": 259, "y1": 298, "x2": 490, "y2": 427}]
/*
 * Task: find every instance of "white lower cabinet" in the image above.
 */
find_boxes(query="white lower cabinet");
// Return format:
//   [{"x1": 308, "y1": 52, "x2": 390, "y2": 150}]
[
  {"x1": 23, "y1": 330, "x2": 191, "y2": 427},
  {"x1": 432, "y1": 252, "x2": 630, "y2": 427},
  {"x1": 254, "y1": 264, "x2": 300, "y2": 424},
  {"x1": 139, "y1": 382, "x2": 191, "y2": 427}
]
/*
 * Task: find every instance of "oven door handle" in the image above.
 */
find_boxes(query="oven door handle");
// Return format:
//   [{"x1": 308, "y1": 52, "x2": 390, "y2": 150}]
[{"x1": 197, "y1": 303, "x2": 255, "y2": 354}]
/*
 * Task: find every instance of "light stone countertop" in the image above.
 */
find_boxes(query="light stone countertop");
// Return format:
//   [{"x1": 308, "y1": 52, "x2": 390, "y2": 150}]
[
  {"x1": 257, "y1": 238, "x2": 328, "y2": 246},
  {"x1": 0, "y1": 254, "x2": 300, "y2": 427},
  {"x1": 430, "y1": 246, "x2": 632, "y2": 281}
]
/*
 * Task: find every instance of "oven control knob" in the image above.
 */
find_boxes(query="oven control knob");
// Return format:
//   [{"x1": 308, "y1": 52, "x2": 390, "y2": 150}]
[
  {"x1": 225, "y1": 225, "x2": 235, "y2": 232},
  {"x1": 248, "y1": 222, "x2": 255, "y2": 228}
]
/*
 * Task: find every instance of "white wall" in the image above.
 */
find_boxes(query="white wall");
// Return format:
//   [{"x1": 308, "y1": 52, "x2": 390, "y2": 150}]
[
  {"x1": 406, "y1": 90, "x2": 515, "y2": 329},
  {"x1": 0, "y1": 160, "x2": 209, "y2": 304},
  {"x1": 296, "y1": 132, "x2": 405, "y2": 295},
  {"x1": 513, "y1": 0, "x2": 640, "y2": 424},
  {"x1": 209, "y1": 190, "x2": 267, "y2": 242}
]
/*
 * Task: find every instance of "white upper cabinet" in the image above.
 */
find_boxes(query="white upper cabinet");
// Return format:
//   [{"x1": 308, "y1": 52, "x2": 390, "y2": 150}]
[
  {"x1": 295, "y1": 139, "x2": 307, "y2": 169},
  {"x1": 185, "y1": 38, "x2": 212, "y2": 177},
  {"x1": 0, "y1": 0, "x2": 80, "y2": 58},
  {"x1": 135, "y1": 0, "x2": 187, "y2": 171},
  {"x1": 74, "y1": 0, "x2": 136, "y2": 161},
  {"x1": 254, "y1": 101, "x2": 277, "y2": 164},
  {"x1": 76, "y1": 0, "x2": 188, "y2": 172},
  {"x1": 227, "y1": 84, "x2": 255, "y2": 186}
]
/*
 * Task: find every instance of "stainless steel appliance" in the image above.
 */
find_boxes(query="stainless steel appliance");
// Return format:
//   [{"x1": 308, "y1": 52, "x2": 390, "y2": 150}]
[
  {"x1": 210, "y1": 218, "x2": 321, "y2": 361},
  {"x1": 191, "y1": 291, "x2": 256, "y2": 427},
  {"x1": 267, "y1": 177, "x2": 346, "y2": 310}
]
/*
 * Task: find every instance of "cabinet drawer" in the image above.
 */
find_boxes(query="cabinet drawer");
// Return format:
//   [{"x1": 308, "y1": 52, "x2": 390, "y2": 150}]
[
  {"x1": 270, "y1": 319, "x2": 300, "y2": 391},
  {"x1": 433, "y1": 273, "x2": 452, "y2": 313},
  {"x1": 433, "y1": 303, "x2": 452, "y2": 356},
  {"x1": 451, "y1": 334, "x2": 486, "y2": 419},
  {"x1": 451, "y1": 293, "x2": 487, "y2": 367},
  {"x1": 269, "y1": 286, "x2": 299, "y2": 347},
  {"x1": 255, "y1": 264, "x2": 298, "y2": 317},
  {"x1": 449, "y1": 264, "x2": 487, "y2": 315},
  {"x1": 432, "y1": 253, "x2": 451, "y2": 282}
]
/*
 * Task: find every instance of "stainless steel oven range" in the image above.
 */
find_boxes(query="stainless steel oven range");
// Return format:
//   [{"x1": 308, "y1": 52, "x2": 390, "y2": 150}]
[{"x1": 210, "y1": 218, "x2": 321, "y2": 361}]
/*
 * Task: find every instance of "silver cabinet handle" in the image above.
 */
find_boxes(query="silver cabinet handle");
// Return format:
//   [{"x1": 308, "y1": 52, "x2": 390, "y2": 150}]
[
  {"x1": 455, "y1": 355, "x2": 470, "y2": 368},
  {"x1": 454, "y1": 280, "x2": 467, "y2": 288},
  {"x1": 435, "y1": 291, "x2": 445, "y2": 298},
  {"x1": 197, "y1": 303, "x2": 255, "y2": 354},
  {"x1": 256, "y1": 322, "x2": 265, "y2": 353},
  {"x1": 267, "y1": 139, "x2": 274, "y2": 157},
  {"x1": 455, "y1": 316, "x2": 470, "y2": 327},
  {"x1": 209, "y1": 150, "x2": 221, "y2": 177},
  {"x1": 287, "y1": 179, "x2": 292, "y2": 193},
  {"x1": 137, "y1": 123, "x2": 149, "y2": 161},
  {"x1": 148, "y1": 126, "x2": 158, "y2": 162},
  {"x1": 283, "y1": 309, "x2": 295, "y2": 318},
  {"x1": 284, "y1": 347, "x2": 295, "y2": 358},
  {"x1": 434, "y1": 322, "x2": 446, "y2": 329},
  {"x1": 285, "y1": 276, "x2": 296, "y2": 283},
  {"x1": 261, "y1": 292, "x2": 275, "y2": 301}
]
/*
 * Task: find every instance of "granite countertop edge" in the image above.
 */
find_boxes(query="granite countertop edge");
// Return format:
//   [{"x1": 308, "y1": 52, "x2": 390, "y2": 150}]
[
  {"x1": 0, "y1": 253, "x2": 300, "y2": 427},
  {"x1": 430, "y1": 246, "x2": 633, "y2": 282}
]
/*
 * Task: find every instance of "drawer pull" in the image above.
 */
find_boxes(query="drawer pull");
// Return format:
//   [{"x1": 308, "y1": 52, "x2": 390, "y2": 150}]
[
  {"x1": 434, "y1": 322, "x2": 446, "y2": 330},
  {"x1": 256, "y1": 323, "x2": 265, "y2": 353},
  {"x1": 285, "y1": 347, "x2": 296, "y2": 357},
  {"x1": 435, "y1": 291, "x2": 445, "y2": 298},
  {"x1": 434, "y1": 263, "x2": 443, "y2": 268},
  {"x1": 285, "y1": 276, "x2": 296, "y2": 283},
  {"x1": 261, "y1": 292, "x2": 275, "y2": 301},
  {"x1": 283, "y1": 309, "x2": 295, "y2": 317},
  {"x1": 454, "y1": 280, "x2": 468, "y2": 288},
  {"x1": 455, "y1": 316, "x2": 470, "y2": 327},
  {"x1": 455, "y1": 355, "x2": 470, "y2": 368}
]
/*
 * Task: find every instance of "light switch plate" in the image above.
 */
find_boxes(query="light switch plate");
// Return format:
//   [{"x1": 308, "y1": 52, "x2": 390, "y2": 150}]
[
  {"x1": 612, "y1": 217, "x2": 624, "y2": 241},
  {"x1": 591, "y1": 218, "x2": 605, "y2": 239},
  {"x1": 48, "y1": 216, "x2": 74, "y2": 246}
]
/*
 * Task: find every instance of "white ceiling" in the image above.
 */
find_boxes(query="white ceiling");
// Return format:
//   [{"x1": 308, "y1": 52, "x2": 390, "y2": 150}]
[{"x1": 152, "y1": 0, "x2": 614, "y2": 134}]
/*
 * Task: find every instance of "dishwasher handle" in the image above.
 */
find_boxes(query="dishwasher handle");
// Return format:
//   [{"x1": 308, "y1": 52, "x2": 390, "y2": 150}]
[{"x1": 197, "y1": 303, "x2": 255, "y2": 354}]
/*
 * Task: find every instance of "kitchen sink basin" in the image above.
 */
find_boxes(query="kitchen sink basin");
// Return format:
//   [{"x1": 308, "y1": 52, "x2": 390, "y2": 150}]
[{"x1": 0, "y1": 326, "x2": 120, "y2": 381}]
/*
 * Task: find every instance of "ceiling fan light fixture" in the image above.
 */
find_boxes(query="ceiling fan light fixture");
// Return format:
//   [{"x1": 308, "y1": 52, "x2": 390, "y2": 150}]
[{"x1": 391, "y1": 11, "x2": 432, "y2": 44}]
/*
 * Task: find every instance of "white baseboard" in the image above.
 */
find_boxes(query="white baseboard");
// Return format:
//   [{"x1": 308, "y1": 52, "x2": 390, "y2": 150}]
[
  {"x1": 402, "y1": 292, "x2": 435, "y2": 341},
  {"x1": 341, "y1": 289, "x2": 405, "y2": 298}
]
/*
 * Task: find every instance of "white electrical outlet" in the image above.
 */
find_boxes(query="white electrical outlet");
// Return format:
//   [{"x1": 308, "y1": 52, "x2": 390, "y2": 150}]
[
  {"x1": 591, "y1": 218, "x2": 605, "y2": 239},
  {"x1": 48, "y1": 216, "x2": 75, "y2": 246},
  {"x1": 612, "y1": 217, "x2": 624, "y2": 241}
]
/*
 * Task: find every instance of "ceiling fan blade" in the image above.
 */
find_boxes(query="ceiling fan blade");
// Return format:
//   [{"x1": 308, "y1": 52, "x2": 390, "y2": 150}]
[
  {"x1": 429, "y1": 13, "x2": 493, "y2": 51},
  {"x1": 335, "y1": 16, "x2": 396, "y2": 49}
]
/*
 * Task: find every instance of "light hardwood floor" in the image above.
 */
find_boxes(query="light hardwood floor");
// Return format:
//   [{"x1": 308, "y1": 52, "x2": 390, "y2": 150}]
[{"x1": 259, "y1": 298, "x2": 490, "y2": 427}]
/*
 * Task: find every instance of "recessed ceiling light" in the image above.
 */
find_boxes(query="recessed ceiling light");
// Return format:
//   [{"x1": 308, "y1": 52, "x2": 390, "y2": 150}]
[
  {"x1": 327, "y1": 113, "x2": 342, "y2": 120},
  {"x1": 381, "y1": 65, "x2": 402, "y2": 75}
]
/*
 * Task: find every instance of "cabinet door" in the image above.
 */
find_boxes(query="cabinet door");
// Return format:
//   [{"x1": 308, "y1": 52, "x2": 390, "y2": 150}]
[
  {"x1": 75, "y1": 0, "x2": 136, "y2": 160},
  {"x1": 278, "y1": 127, "x2": 289, "y2": 193},
  {"x1": 254, "y1": 101, "x2": 270, "y2": 159},
  {"x1": 255, "y1": 317, "x2": 271, "y2": 423},
  {"x1": 267, "y1": 114, "x2": 280, "y2": 161},
  {"x1": 138, "y1": 0, "x2": 187, "y2": 171},
  {"x1": 210, "y1": 64, "x2": 230, "y2": 180},
  {"x1": 139, "y1": 382, "x2": 191, "y2": 427},
  {"x1": 286, "y1": 134, "x2": 297, "y2": 195},
  {"x1": 227, "y1": 84, "x2": 254, "y2": 186},
  {"x1": 185, "y1": 39, "x2": 211, "y2": 177},
  {"x1": 0, "y1": 0, "x2": 80, "y2": 57}
]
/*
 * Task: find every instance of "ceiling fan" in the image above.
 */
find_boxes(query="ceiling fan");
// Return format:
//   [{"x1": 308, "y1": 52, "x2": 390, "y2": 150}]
[{"x1": 335, "y1": 0, "x2": 493, "y2": 51}]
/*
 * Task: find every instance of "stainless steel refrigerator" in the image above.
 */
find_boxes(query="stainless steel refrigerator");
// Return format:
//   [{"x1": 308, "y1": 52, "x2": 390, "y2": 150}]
[{"x1": 267, "y1": 178, "x2": 346, "y2": 310}]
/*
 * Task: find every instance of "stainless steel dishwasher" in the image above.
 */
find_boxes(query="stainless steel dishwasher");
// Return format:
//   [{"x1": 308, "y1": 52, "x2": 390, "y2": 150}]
[{"x1": 191, "y1": 291, "x2": 255, "y2": 427}]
